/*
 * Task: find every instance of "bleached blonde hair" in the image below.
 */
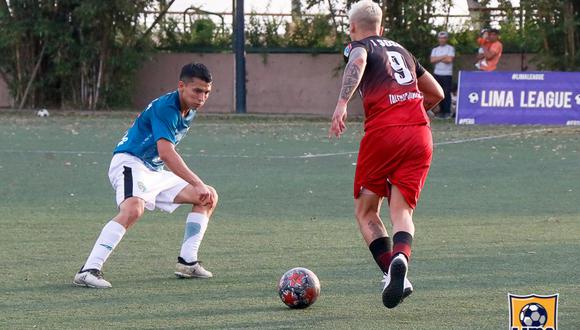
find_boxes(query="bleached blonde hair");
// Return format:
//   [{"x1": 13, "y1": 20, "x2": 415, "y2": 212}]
[{"x1": 348, "y1": 0, "x2": 383, "y2": 30}]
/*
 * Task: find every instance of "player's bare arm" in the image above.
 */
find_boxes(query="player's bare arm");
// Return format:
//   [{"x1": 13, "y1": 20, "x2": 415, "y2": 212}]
[
  {"x1": 417, "y1": 71, "x2": 445, "y2": 110},
  {"x1": 339, "y1": 47, "x2": 367, "y2": 102},
  {"x1": 157, "y1": 138, "x2": 213, "y2": 206},
  {"x1": 330, "y1": 47, "x2": 368, "y2": 138}
]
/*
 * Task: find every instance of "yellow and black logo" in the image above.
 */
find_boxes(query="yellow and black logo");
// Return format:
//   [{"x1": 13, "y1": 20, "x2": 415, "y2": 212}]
[{"x1": 508, "y1": 293, "x2": 558, "y2": 330}]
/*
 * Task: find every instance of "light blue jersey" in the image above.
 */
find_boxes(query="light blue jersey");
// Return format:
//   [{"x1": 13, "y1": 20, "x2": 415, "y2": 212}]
[{"x1": 114, "y1": 90, "x2": 196, "y2": 171}]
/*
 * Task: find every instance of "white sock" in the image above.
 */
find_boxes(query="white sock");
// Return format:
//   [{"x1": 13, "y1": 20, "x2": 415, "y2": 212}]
[
  {"x1": 82, "y1": 220, "x2": 126, "y2": 271},
  {"x1": 179, "y1": 212, "x2": 210, "y2": 263}
]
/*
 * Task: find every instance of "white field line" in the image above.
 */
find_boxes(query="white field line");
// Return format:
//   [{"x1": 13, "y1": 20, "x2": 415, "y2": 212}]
[
  {"x1": 434, "y1": 128, "x2": 549, "y2": 146},
  {"x1": 0, "y1": 128, "x2": 549, "y2": 160},
  {"x1": 284, "y1": 128, "x2": 549, "y2": 159}
]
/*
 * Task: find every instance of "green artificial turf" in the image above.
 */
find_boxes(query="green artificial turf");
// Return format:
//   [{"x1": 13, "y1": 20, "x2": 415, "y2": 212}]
[{"x1": 0, "y1": 113, "x2": 578, "y2": 329}]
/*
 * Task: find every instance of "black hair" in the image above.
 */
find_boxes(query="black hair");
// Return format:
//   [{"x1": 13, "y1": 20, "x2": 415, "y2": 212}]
[
  {"x1": 179, "y1": 63, "x2": 212, "y2": 83},
  {"x1": 488, "y1": 28, "x2": 500, "y2": 35}
]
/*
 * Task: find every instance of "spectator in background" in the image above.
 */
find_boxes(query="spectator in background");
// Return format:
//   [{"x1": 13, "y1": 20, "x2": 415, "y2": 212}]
[
  {"x1": 430, "y1": 31, "x2": 455, "y2": 119},
  {"x1": 478, "y1": 28, "x2": 503, "y2": 71}
]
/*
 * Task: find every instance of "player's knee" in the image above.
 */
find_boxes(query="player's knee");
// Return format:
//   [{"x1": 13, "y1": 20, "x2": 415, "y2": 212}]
[
  {"x1": 191, "y1": 186, "x2": 218, "y2": 214},
  {"x1": 207, "y1": 185, "x2": 219, "y2": 207},
  {"x1": 119, "y1": 199, "x2": 145, "y2": 223},
  {"x1": 115, "y1": 207, "x2": 144, "y2": 229},
  {"x1": 127, "y1": 207, "x2": 144, "y2": 221}
]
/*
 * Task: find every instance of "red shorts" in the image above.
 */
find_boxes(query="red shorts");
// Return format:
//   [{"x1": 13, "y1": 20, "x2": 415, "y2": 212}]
[{"x1": 354, "y1": 125, "x2": 433, "y2": 209}]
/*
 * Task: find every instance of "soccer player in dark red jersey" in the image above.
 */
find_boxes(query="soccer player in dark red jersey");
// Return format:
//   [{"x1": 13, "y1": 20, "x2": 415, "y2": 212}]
[{"x1": 329, "y1": 0, "x2": 444, "y2": 309}]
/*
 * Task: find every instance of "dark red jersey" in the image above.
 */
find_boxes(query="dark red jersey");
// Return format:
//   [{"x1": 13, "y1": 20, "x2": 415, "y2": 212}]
[{"x1": 344, "y1": 36, "x2": 428, "y2": 131}]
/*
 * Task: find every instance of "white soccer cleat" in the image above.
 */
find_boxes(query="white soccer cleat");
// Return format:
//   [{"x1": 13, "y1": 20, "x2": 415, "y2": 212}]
[
  {"x1": 382, "y1": 273, "x2": 413, "y2": 298},
  {"x1": 402, "y1": 277, "x2": 413, "y2": 301},
  {"x1": 381, "y1": 254, "x2": 409, "y2": 308},
  {"x1": 174, "y1": 257, "x2": 213, "y2": 279},
  {"x1": 73, "y1": 268, "x2": 112, "y2": 288}
]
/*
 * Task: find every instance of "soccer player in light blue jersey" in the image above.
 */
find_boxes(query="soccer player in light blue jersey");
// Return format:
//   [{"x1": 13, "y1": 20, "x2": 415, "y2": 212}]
[{"x1": 74, "y1": 63, "x2": 218, "y2": 288}]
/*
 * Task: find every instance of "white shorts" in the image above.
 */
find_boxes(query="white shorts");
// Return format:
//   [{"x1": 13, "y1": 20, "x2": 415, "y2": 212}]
[{"x1": 108, "y1": 153, "x2": 189, "y2": 213}]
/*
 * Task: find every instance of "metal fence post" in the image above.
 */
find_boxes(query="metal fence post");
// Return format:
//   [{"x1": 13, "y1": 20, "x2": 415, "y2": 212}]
[{"x1": 233, "y1": 0, "x2": 246, "y2": 113}]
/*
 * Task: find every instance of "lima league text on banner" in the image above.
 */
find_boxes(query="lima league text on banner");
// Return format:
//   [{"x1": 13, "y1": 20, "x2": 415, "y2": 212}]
[{"x1": 456, "y1": 71, "x2": 580, "y2": 125}]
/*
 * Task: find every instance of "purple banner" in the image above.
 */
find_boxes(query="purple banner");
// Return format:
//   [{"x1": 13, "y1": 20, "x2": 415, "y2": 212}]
[{"x1": 456, "y1": 71, "x2": 580, "y2": 125}]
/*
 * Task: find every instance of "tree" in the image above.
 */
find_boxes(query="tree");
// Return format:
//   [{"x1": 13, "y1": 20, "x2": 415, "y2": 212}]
[
  {"x1": 521, "y1": 0, "x2": 579, "y2": 70},
  {"x1": 0, "y1": 0, "x2": 174, "y2": 110},
  {"x1": 299, "y1": 0, "x2": 448, "y2": 64}
]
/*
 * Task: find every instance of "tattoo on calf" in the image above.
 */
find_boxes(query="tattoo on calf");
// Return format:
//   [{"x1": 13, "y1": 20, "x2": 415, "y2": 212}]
[{"x1": 367, "y1": 220, "x2": 386, "y2": 238}]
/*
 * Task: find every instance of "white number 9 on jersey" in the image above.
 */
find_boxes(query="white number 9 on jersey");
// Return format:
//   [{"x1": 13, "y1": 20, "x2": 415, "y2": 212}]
[{"x1": 386, "y1": 51, "x2": 413, "y2": 85}]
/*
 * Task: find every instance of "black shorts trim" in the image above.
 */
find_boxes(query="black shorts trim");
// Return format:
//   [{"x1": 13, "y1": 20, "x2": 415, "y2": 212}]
[{"x1": 123, "y1": 166, "x2": 133, "y2": 199}]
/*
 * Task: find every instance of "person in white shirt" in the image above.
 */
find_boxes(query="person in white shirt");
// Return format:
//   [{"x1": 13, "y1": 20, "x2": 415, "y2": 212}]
[{"x1": 430, "y1": 31, "x2": 455, "y2": 118}]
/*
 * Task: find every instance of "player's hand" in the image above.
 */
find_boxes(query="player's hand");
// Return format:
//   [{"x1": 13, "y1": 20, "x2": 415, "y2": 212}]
[
  {"x1": 193, "y1": 181, "x2": 214, "y2": 207},
  {"x1": 329, "y1": 103, "x2": 348, "y2": 138}
]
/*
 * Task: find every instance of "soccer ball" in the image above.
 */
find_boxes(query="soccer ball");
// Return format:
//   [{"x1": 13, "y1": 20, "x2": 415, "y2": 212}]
[
  {"x1": 36, "y1": 109, "x2": 50, "y2": 117},
  {"x1": 519, "y1": 303, "x2": 548, "y2": 327},
  {"x1": 278, "y1": 267, "x2": 320, "y2": 309}
]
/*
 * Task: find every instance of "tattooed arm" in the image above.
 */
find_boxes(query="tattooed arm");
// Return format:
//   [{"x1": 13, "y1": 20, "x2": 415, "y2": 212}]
[
  {"x1": 329, "y1": 47, "x2": 368, "y2": 138},
  {"x1": 338, "y1": 47, "x2": 368, "y2": 105}
]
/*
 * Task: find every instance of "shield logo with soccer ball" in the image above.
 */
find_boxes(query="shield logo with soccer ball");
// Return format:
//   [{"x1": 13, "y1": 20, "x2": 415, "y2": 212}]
[{"x1": 509, "y1": 293, "x2": 558, "y2": 330}]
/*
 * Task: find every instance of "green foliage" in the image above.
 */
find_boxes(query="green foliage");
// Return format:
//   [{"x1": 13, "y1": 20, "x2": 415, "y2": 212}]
[
  {"x1": 245, "y1": 13, "x2": 345, "y2": 51},
  {"x1": 450, "y1": 30, "x2": 479, "y2": 55},
  {"x1": 246, "y1": 13, "x2": 284, "y2": 48},
  {"x1": 156, "y1": 17, "x2": 183, "y2": 50},
  {"x1": 286, "y1": 15, "x2": 335, "y2": 49},
  {"x1": 522, "y1": 0, "x2": 580, "y2": 71},
  {"x1": 156, "y1": 16, "x2": 231, "y2": 51},
  {"x1": 190, "y1": 18, "x2": 217, "y2": 46},
  {"x1": 380, "y1": 0, "x2": 443, "y2": 66},
  {"x1": 0, "y1": 0, "x2": 154, "y2": 109}
]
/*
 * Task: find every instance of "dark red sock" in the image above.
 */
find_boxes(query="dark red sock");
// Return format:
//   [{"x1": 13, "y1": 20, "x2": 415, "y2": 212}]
[
  {"x1": 392, "y1": 231, "x2": 413, "y2": 261},
  {"x1": 369, "y1": 237, "x2": 392, "y2": 273}
]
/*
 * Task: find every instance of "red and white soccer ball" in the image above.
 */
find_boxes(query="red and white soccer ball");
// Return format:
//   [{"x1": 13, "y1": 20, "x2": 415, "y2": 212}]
[{"x1": 278, "y1": 267, "x2": 320, "y2": 309}]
